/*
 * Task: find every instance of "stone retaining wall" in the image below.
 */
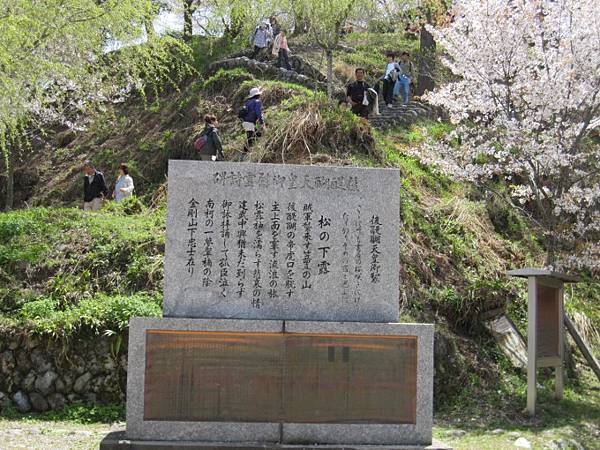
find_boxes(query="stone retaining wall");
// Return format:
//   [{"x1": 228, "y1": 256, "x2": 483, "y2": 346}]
[
  {"x1": 207, "y1": 57, "x2": 338, "y2": 94},
  {"x1": 0, "y1": 332, "x2": 127, "y2": 413},
  {"x1": 227, "y1": 50, "x2": 328, "y2": 82}
]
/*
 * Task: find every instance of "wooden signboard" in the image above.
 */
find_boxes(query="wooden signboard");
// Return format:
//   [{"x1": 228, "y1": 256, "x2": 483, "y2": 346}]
[
  {"x1": 143, "y1": 330, "x2": 417, "y2": 425},
  {"x1": 507, "y1": 268, "x2": 577, "y2": 416},
  {"x1": 536, "y1": 282, "x2": 560, "y2": 359}
]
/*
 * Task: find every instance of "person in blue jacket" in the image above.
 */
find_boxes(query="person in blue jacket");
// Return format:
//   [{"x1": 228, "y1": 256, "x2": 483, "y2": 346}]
[{"x1": 241, "y1": 87, "x2": 266, "y2": 152}]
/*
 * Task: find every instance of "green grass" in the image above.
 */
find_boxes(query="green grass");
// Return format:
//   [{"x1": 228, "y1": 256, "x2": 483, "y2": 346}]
[
  {"x1": 435, "y1": 369, "x2": 600, "y2": 449},
  {"x1": 1, "y1": 402, "x2": 125, "y2": 425},
  {"x1": 338, "y1": 32, "x2": 421, "y2": 81},
  {"x1": 189, "y1": 36, "x2": 243, "y2": 71},
  {"x1": 0, "y1": 201, "x2": 165, "y2": 337},
  {"x1": 202, "y1": 67, "x2": 254, "y2": 92}
]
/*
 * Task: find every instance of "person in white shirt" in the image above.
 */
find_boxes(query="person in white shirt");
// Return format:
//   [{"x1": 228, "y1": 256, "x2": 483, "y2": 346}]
[
  {"x1": 382, "y1": 53, "x2": 401, "y2": 108},
  {"x1": 113, "y1": 163, "x2": 134, "y2": 202}
]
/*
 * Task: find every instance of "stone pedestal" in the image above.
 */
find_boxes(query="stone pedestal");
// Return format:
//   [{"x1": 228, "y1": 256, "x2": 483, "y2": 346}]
[
  {"x1": 124, "y1": 318, "x2": 434, "y2": 446},
  {"x1": 100, "y1": 431, "x2": 453, "y2": 450}
]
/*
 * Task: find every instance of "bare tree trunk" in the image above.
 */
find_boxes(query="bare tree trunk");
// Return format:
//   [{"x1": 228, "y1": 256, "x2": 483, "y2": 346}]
[
  {"x1": 326, "y1": 49, "x2": 334, "y2": 99},
  {"x1": 291, "y1": 0, "x2": 310, "y2": 36},
  {"x1": 4, "y1": 146, "x2": 14, "y2": 211},
  {"x1": 183, "y1": 0, "x2": 194, "y2": 42},
  {"x1": 544, "y1": 234, "x2": 557, "y2": 268},
  {"x1": 416, "y1": 24, "x2": 436, "y2": 96},
  {"x1": 145, "y1": 19, "x2": 156, "y2": 39}
]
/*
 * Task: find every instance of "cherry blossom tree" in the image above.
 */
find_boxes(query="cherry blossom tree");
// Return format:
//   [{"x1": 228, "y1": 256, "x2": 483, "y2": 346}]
[{"x1": 422, "y1": 0, "x2": 600, "y2": 271}]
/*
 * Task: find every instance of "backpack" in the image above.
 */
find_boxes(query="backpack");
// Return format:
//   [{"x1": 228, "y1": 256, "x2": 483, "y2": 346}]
[
  {"x1": 386, "y1": 63, "x2": 400, "y2": 82},
  {"x1": 194, "y1": 134, "x2": 208, "y2": 150},
  {"x1": 238, "y1": 104, "x2": 249, "y2": 120},
  {"x1": 194, "y1": 128, "x2": 216, "y2": 152}
]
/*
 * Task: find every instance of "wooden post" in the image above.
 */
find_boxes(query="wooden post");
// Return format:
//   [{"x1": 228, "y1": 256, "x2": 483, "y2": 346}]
[
  {"x1": 555, "y1": 283, "x2": 564, "y2": 400},
  {"x1": 564, "y1": 314, "x2": 600, "y2": 381},
  {"x1": 526, "y1": 276, "x2": 537, "y2": 416},
  {"x1": 508, "y1": 268, "x2": 579, "y2": 415}
]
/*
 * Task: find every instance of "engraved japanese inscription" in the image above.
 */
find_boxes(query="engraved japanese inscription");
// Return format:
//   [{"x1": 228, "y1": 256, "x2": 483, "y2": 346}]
[{"x1": 164, "y1": 161, "x2": 400, "y2": 322}]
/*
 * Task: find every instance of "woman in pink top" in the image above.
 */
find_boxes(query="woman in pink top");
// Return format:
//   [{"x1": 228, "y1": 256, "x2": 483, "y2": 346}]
[{"x1": 272, "y1": 30, "x2": 291, "y2": 70}]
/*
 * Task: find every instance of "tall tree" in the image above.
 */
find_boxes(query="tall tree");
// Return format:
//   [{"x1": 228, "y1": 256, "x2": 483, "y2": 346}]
[
  {"x1": 422, "y1": 0, "x2": 600, "y2": 270},
  {"x1": 183, "y1": 0, "x2": 196, "y2": 41},
  {"x1": 0, "y1": 0, "x2": 191, "y2": 210},
  {"x1": 294, "y1": 0, "x2": 360, "y2": 98}
]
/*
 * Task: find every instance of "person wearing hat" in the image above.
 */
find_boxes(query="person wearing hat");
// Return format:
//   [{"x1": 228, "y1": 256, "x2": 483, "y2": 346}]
[
  {"x1": 82, "y1": 161, "x2": 109, "y2": 211},
  {"x1": 240, "y1": 87, "x2": 266, "y2": 152}
]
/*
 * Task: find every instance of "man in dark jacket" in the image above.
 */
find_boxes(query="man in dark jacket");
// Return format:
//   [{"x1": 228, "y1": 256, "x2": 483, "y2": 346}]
[
  {"x1": 346, "y1": 68, "x2": 371, "y2": 119},
  {"x1": 83, "y1": 161, "x2": 109, "y2": 211}
]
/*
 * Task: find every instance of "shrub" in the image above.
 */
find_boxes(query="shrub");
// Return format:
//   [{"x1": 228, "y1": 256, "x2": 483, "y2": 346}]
[
  {"x1": 203, "y1": 68, "x2": 255, "y2": 95},
  {"x1": 20, "y1": 293, "x2": 162, "y2": 337}
]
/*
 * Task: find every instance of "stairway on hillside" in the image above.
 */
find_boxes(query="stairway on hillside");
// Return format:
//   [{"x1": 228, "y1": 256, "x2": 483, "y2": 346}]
[
  {"x1": 369, "y1": 101, "x2": 437, "y2": 129},
  {"x1": 208, "y1": 57, "x2": 439, "y2": 129}
]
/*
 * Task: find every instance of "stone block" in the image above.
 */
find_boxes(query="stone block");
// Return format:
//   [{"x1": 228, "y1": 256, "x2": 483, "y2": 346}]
[
  {"x1": 12, "y1": 390, "x2": 31, "y2": 413},
  {"x1": 47, "y1": 392, "x2": 66, "y2": 410},
  {"x1": 100, "y1": 431, "x2": 453, "y2": 450},
  {"x1": 29, "y1": 392, "x2": 49, "y2": 412},
  {"x1": 126, "y1": 317, "x2": 283, "y2": 442},
  {"x1": 73, "y1": 372, "x2": 92, "y2": 393},
  {"x1": 282, "y1": 321, "x2": 434, "y2": 445},
  {"x1": 164, "y1": 160, "x2": 400, "y2": 323},
  {"x1": 125, "y1": 318, "x2": 433, "y2": 446},
  {"x1": 35, "y1": 370, "x2": 57, "y2": 395}
]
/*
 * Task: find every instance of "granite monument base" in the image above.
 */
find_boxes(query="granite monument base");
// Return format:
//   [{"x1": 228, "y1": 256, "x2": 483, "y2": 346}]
[
  {"x1": 100, "y1": 431, "x2": 453, "y2": 450},
  {"x1": 125, "y1": 318, "x2": 434, "y2": 446}
]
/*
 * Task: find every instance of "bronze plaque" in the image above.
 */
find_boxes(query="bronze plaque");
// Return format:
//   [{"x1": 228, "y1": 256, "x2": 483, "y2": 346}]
[
  {"x1": 284, "y1": 334, "x2": 417, "y2": 424},
  {"x1": 144, "y1": 331, "x2": 417, "y2": 424},
  {"x1": 536, "y1": 283, "x2": 560, "y2": 358},
  {"x1": 144, "y1": 331, "x2": 284, "y2": 422}
]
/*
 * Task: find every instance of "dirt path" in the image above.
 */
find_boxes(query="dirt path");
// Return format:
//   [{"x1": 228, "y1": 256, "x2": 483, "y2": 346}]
[
  {"x1": 0, "y1": 420, "x2": 117, "y2": 450},
  {"x1": 1, "y1": 419, "x2": 598, "y2": 450}
]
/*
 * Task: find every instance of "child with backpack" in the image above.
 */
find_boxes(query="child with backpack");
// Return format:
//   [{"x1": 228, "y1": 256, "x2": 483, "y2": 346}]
[
  {"x1": 194, "y1": 114, "x2": 224, "y2": 161},
  {"x1": 239, "y1": 87, "x2": 266, "y2": 153}
]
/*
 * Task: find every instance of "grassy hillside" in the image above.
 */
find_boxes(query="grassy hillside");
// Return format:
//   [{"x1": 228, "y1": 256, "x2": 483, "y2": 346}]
[{"x1": 0, "y1": 32, "x2": 599, "y2": 448}]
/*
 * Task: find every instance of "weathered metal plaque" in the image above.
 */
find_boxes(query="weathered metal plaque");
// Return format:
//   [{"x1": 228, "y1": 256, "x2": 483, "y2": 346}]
[
  {"x1": 144, "y1": 331, "x2": 284, "y2": 422},
  {"x1": 536, "y1": 282, "x2": 560, "y2": 358},
  {"x1": 143, "y1": 331, "x2": 417, "y2": 424},
  {"x1": 284, "y1": 334, "x2": 417, "y2": 424}
]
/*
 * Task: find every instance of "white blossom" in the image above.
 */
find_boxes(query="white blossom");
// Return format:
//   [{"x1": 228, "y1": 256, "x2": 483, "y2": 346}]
[{"x1": 420, "y1": 0, "x2": 600, "y2": 272}]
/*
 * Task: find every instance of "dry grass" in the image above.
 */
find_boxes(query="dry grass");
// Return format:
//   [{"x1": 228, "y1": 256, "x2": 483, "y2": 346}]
[
  {"x1": 334, "y1": 61, "x2": 357, "y2": 86},
  {"x1": 572, "y1": 311, "x2": 600, "y2": 349},
  {"x1": 248, "y1": 100, "x2": 377, "y2": 165}
]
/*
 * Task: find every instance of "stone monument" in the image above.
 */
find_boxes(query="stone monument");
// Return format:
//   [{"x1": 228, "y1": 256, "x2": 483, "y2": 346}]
[{"x1": 101, "y1": 161, "x2": 442, "y2": 449}]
